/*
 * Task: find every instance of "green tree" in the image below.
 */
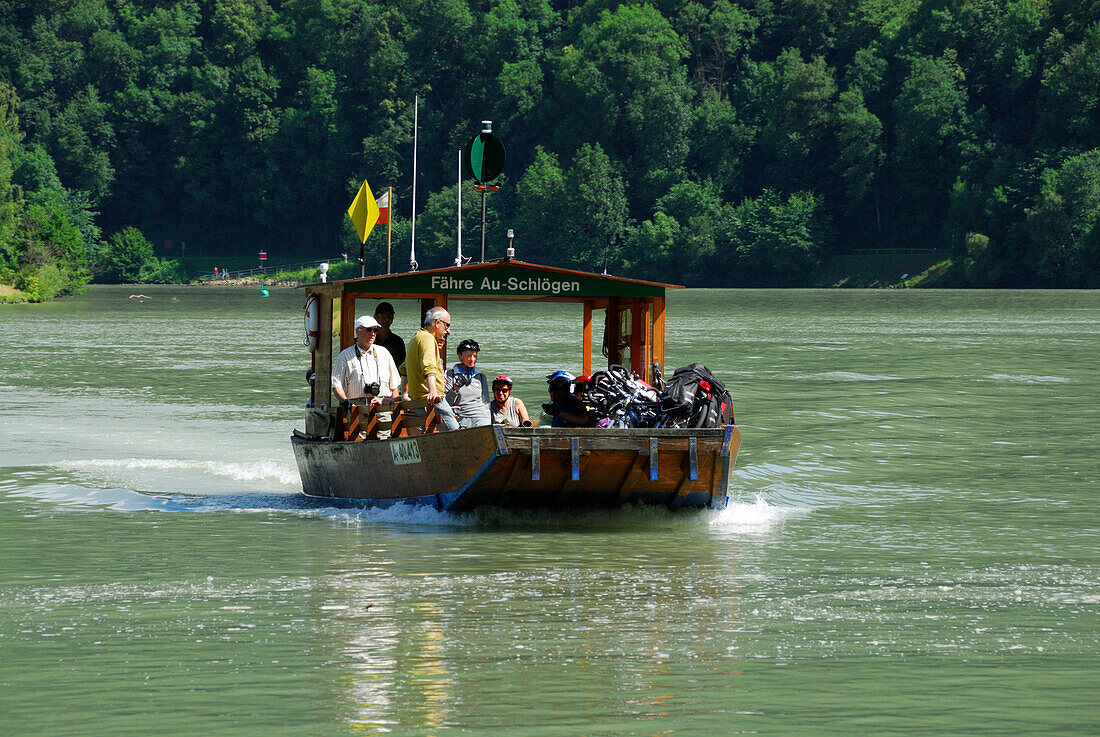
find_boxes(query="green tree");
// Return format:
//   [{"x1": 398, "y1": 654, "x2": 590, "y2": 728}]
[
  {"x1": 1026, "y1": 150, "x2": 1100, "y2": 286},
  {"x1": 832, "y1": 88, "x2": 883, "y2": 217},
  {"x1": 9, "y1": 199, "x2": 89, "y2": 300},
  {"x1": 4, "y1": 0, "x2": 1098, "y2": 285},
  {"x1": 562, "y1": 142, "x2": 629, "y2": 272},
  {"x1": 515, "y1": 146, "x2": 567, "y2": 262},
  {"x1": 891, "y1": 50, "x2": 974, "y2": 244},
  {"x1": 686, "y1": 93, "x2": 754, "y2": 196},
  {"x1": 676, "y1": 0, "x2": 758, "y2": 98},
  {"x1": 209, "y1": 0, "x2": 275, "y2": 64},
  {"x1": 95, "y1": 225, "x2": 155, "y2": 282},
  {"x1": 554, "y1": 4, "x2": 692, "y2": 208},
  {"x1": 0, "y1": 82, "x2": 24, "y2": 257},
  {"x1": 138, "y1": 255, "x2": 185, "y2": 284},
  {"x1": 498, "y1": 58, "x2": 543, "y2": 120},
  {"x1": 652, "y1": 180, "x2": 724, "y2": 282},
  {"x1": 622, "y1": 180, "x2": 724, "y2": 283},
  {"x1": 623, "y1": 212, "x2": 679, "y2": 282},
  {"x1": 721, "y1": 189, "x2": 832, "y2": 286},
  {"x1": 1037, "y1": 21, "x2": 1100, "y2": 151},
  {"x1": 962, "y1": 231, "x2": 994, "y2": 287},
  {"x1": 745, "y1": 48, "x2": 838, "y2": 192}
]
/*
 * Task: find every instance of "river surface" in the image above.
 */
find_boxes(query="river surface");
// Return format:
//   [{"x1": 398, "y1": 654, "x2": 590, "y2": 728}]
[{"x1": 1, "y1": 285, "x2": 1098, "y2": 736}]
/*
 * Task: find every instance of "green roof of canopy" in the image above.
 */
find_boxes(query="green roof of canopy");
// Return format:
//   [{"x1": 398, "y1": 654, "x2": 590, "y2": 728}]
[{"x1": 316, "y1": 259, "x2": 681, "y2": 301}]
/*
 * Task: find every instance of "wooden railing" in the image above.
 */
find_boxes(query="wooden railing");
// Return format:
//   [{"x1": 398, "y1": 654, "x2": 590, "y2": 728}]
[{"x1": 338, "y1": 398, "x2": 444, "y2": 441}]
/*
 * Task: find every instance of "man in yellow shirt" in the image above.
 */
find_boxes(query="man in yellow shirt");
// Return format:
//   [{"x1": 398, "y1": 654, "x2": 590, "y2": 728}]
[{"x1": 406, "y1": 306, "x2": 459, "y2": 430}]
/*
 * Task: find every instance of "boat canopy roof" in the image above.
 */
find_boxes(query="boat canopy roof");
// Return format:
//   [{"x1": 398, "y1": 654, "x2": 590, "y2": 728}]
[
  {"x1": 302, "y1": 259, "x2": 678, "y2": 387},
  {"x1": 304, "y1": 259, "x2": 682, "y2": 301}
]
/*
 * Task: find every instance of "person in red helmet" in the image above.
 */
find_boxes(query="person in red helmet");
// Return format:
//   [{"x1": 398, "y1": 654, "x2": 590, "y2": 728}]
[{"x1": 490, "y1": 375, "x2": 531, "y2": 427}]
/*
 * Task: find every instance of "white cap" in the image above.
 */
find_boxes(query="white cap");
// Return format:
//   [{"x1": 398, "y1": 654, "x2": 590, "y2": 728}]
[{"x1": 354, "y1": 315, "x2": 380, "y2": 330}]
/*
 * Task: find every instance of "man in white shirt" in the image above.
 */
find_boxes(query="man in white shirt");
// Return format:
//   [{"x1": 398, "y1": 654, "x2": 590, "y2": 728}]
[{"x1": 332, "y1": 316, "x2": 402, "y2": 437}]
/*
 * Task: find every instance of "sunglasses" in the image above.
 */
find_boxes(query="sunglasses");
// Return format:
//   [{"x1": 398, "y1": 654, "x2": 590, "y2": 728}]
[
  {"x1": 437, "y1": 320, "x2": 451, "y2": 328},
  {"x1": 358, "y1": 327, "x2": 378, "y2": 333},
  {"x1": 493, "y1": 386, "x2": 510, "y2": 392}
]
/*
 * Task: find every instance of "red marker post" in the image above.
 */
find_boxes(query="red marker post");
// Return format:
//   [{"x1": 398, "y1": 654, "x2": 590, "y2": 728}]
[{"x1": 259, "y1": 250, "x2": 267, "y2": 271}]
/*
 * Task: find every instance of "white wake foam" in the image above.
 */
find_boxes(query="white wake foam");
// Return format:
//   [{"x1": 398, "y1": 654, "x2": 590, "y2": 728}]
[
  {"x1": 60, "y1": 457, "x2": 300, "y2": 489},
  {"x1": 986, "y1": 373, "x2": 1070, "y2": 384}
]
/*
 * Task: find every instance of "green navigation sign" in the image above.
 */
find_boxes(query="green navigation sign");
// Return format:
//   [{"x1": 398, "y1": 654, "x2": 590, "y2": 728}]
[{"x1": 464, "y1": 130, "x2": 506, "y2": 183}]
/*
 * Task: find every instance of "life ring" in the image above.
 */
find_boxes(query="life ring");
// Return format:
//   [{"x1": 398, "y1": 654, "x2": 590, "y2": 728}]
[{"x1": 304, "y1": 293, "x2": 319, "y2": 351}]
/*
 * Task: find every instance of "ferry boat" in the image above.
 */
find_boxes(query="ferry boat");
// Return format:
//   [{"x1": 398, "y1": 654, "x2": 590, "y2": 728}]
[{"x1": 291, "y1": 259, "x2": 741, "y2": 511}]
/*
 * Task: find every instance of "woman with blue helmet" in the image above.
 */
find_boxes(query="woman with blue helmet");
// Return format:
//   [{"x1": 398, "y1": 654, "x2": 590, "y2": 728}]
[{"x1": 542, "y1": 370, "x2": 591, "y2": 427}]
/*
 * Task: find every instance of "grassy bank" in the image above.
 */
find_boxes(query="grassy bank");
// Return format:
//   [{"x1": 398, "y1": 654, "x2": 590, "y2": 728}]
[
  {"x1": 0, "y1": 284, "x2": 27, "y2": 304},
  {"x1": 817, "y1": 251, "x2": 962, "y2": 287}
]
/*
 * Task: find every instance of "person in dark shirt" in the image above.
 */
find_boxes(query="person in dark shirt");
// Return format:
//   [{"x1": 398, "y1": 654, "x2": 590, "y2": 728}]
[
  {"x1": 542, "y1": 374, "x2": 591, "y2": 428},
  {"x1": 374, "y1": 301, "x2": 406, "y2": 368}
]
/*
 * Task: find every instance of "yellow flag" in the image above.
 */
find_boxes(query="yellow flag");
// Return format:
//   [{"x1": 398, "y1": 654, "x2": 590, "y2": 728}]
[{"x1": 347, "y1": 180, "x2": 380, "y2": 243}]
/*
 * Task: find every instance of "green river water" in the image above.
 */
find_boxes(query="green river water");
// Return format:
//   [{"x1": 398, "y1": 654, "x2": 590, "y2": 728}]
[{"x1": 1, "y1": 285, "x2": 1097, "y2": 736}]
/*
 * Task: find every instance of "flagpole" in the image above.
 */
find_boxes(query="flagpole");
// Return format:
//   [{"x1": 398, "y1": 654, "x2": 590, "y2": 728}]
[
  {"x1": 456, "y1": 149, "x2": 463, "y2": 267},
  {"x1": 409, "y1": 94, "x2": 419, "y2": 272},
  {"x1": 386, "y1": 186, "x2": 392, "y2": 275},
  {"x1": 359, "y1": 181, "x2": 366, "y2": 278}
]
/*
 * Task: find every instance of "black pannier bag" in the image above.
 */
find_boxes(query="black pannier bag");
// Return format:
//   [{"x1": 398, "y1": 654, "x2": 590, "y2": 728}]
[{"x1": 661, "y1": 363, "x2": 734, "y2": 428}]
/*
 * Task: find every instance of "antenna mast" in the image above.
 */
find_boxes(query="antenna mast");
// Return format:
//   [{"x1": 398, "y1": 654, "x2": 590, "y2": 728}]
[
  {"x1": 409, "y1": 94, "x2": 419, "y2": 271},
  {"x1": 455, "y1": 149, "x2": 463, "y2": 267}
]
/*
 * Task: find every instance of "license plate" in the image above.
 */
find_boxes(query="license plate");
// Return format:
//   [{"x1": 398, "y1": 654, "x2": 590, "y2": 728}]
[{"x1": 389, "y1": 438, "x2": 422, "y2": 465}]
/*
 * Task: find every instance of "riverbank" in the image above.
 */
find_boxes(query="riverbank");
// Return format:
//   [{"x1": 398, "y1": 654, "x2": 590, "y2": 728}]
[
  {"x1": 0, "y1": 284, "x2": 27, "y2": 304},
  {"x1": 1, "y1": 255, "x2": 963, "y2": 304},
  {"x1": 197, "y1": 276, "x2": 304, "y2": 287},
  {"x1": 819, "y1": 253, "x2": 960, "y2": 288},
  {"x1": 192, "y1": 253, "x2": 961, "y2": 289}
]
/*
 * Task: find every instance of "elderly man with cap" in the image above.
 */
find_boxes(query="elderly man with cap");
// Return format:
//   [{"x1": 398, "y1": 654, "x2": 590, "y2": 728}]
[
  {"x1": 373, "y1": 301, "x2": 406, "y2": 368},
  {"x1": 332, "y1": 315, "x2": 402, "y2": 437}
]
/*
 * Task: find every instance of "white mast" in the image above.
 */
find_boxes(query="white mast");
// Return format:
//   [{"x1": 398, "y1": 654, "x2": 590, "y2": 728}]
[
  {"x1": 409, "y1": 94, "x2": 419, "y2": 271},
  {"x1": 455, "y1": 148, "x2": 463, "y2": 267}
]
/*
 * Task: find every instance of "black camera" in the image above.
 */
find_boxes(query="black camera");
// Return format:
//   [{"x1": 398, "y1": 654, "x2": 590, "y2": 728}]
[{"x1": 363, "y1": 381, "x2": 381, "y2": 396}]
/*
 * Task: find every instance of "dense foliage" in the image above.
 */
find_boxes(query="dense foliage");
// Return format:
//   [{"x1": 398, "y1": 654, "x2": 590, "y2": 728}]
[{"x1": 2, "y1": 0, "x2": 1100, "y2": 288}]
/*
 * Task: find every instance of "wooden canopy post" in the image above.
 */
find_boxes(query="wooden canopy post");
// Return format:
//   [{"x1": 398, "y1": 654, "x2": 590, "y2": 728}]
[
  {"x1": 340, "y1": 291, "x2": 355, "y2": 350},
  {"x1": 314, "y1": 290, "x2": 334, "y2": 410},
  {"x1": 651, "y1": 296, "x2": 666, "y2": 383},
  {"x1": 630, "y1": 297, "x2": 646, "y2": 379},
  {"x1": 605, "y1": 296, "x2": 621, "y2": 368}
]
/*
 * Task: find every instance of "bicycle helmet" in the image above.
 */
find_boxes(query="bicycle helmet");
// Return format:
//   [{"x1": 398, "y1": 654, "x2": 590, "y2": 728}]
[
  {"x1": 546, "y1": 370, "x2": 575, "y2": 385},
  {"x1": 492, "y1": 374, "x2": 513, "y2": 388},
  {"x1": 456, "y1": 339, "x2": 481, "y2": 355},
  {"x1": 546, "y1": 370, "x2": 574, "y2": 392}
]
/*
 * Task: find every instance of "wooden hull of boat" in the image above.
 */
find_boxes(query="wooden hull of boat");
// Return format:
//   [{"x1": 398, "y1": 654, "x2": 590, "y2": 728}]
[{"x1": 292, "y1": 425, "x2": 741, "y2": 511}]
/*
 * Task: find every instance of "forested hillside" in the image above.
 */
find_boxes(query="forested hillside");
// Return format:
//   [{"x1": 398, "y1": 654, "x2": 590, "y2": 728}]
[{"x1": 2, "y1": 0, "x2": 1099, "y2": 296}]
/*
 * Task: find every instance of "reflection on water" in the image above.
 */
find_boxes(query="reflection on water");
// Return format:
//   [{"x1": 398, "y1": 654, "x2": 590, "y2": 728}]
[
  {"x1": 2, "y1": 286, "x2": 1099, "y2": 735},
  {"x1": 305, "y1": 518, "x2": 747, "y2": 733}
]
